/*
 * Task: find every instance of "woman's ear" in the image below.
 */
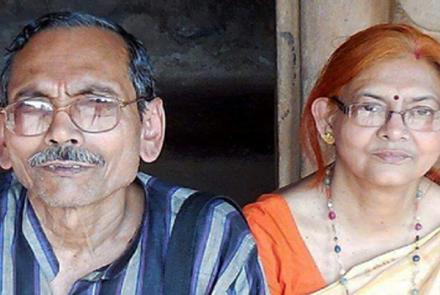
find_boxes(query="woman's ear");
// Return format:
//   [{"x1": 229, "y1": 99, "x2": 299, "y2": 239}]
[
  {"x1": 139, "y1": 97, "x2": 166, "y2": 163},
  {"x1": 311, "y1": 97, "x2": 336, "y2": 145}
]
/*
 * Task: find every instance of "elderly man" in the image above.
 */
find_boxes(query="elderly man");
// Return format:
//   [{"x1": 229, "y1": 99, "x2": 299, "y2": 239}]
[{"x1": 0, "y1": 12, "x2": 267, "y2": 294}]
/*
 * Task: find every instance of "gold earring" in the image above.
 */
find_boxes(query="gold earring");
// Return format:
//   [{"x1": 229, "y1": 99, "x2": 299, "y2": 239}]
[{"x1": 322, "y1": 130, "x2": 335, "y2": 145}]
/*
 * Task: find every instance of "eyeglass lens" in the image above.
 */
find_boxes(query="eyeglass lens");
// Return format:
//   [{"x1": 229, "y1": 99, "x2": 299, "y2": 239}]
[
  {"x1": 6, "y1": 97, "x2": 121, "y2": 135},
  {"x1": 351, "y1": 104, "x2": 440, "y2": 131}
]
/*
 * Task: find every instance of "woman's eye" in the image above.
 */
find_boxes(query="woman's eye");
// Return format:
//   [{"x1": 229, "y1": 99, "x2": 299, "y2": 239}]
[
  {"x1": 359, "y1": 104, "x2": 383, "y2": 112},
  {"x1": 412, "y1": 106, "x2": 435, "y2": 117}
]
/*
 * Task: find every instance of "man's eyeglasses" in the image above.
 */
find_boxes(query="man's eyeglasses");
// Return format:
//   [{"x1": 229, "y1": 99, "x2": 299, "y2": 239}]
[
  {"x1": 1, "y1": 96, "x2": 143, "y2": 136},
  {"x1": 330, "y1": 96, "x2": 440, "y2": 132}
]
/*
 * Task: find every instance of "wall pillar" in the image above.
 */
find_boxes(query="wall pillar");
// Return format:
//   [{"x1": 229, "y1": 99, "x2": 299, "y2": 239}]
[{"x1": 276, "y1": 0, "x2": 302, "y2": 187}]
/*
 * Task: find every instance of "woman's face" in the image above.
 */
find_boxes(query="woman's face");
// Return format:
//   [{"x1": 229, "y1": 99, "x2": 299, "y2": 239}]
[{"x1": 331, "y1": 57, "x2": 440, "y2": 186}]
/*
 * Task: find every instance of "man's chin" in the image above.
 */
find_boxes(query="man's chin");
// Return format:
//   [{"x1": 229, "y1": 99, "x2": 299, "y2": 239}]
[
  {"x1": 31, "y1": 185, "x2": 104, "y2": 208},
  {"x1": 37, "y1": 196, "x2": 84, "y2": 208}
]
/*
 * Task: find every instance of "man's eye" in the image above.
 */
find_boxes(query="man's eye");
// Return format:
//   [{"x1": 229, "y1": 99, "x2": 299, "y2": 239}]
[
  {"x1": 88, "y1": 96, "x2": 114, "y2": 104},
  {"x1": 18, "y1": 100, "x2": 52, "y2": 112}
]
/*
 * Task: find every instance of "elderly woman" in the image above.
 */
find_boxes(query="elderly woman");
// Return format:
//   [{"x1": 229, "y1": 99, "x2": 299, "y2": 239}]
[{"x1": 244, "y1": 24, "x2": 440, "y2": 295}]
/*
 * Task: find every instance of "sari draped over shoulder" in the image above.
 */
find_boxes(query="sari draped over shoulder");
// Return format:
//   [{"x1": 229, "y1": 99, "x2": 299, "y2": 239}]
[
  {"x1": 313, "y1": 227, "x2": 440, "y2": 294},
  {"x1": 244, "y1": 194, "x2": 440, "y2": 295}
]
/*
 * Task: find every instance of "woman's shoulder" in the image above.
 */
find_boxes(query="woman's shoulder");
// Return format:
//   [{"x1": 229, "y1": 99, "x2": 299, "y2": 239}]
[
  {"x1": 277, "y1": 174, "x2": 326, "y2": 222},
  {"x1": 244, "y1": 175, "x2": 317, "y2": 222},
  {"x1": 422, "y1": 177, "x2": 440, "y2": 213},
  {"x1": 243, "y1": 193, "x2": 291, "y2": 237},
  {"x1": 278, "y1": 175, "x2": 317, "y2": 198},
  {"x1": 244, "y1": 175, "x2": 324, "y2": 243},
  {"x1": 243, "y1": 194, "x2": 287, "y2": 217},
  {"x1": 423, "y1": 177, "x2": 440, "y2": 231},
  {"x1": 244, "y1": 175, "x2": 327, "y2": 293},
  {"x1": 426, "y1": 177, "x2": 440, "y2": 196}
]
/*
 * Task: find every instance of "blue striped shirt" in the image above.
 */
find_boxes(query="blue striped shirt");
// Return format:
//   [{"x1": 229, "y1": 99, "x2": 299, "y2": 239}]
[{"x1": 0, "y1": 171, "x2": 268, "y2": 294}]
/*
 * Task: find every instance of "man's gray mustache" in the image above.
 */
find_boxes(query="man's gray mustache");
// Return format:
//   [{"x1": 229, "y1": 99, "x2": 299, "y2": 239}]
[{"x1": 28, "y1": 145, "x2": 105, "y2": 167}]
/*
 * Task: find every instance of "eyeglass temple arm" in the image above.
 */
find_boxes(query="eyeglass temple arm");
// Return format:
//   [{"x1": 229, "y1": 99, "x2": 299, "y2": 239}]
[
  {"x1": 120, "y1": 97, "x2": 147, "y2": 107},
  {"x1": 330, "y1": 96, "x2": 349, "y2": 114}
]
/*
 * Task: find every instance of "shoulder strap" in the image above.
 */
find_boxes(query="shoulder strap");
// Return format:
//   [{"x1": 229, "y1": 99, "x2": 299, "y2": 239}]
[{"x1": 163, "y1": 191, "x2": 242, "y2": 295}]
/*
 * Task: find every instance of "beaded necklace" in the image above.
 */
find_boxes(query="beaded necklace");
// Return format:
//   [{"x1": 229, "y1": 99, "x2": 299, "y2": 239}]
[{"x1": 323, "y1": 168, "x2": 424, "y2": 295}]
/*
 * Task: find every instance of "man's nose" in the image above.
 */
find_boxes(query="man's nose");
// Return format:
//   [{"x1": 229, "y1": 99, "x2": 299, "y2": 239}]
[
  {"x1": 377, "y1": 111, "x2": 409, "y2": 141},
  {"x1": 44, "y1": 111, "x2": 84, "y2": 145}
]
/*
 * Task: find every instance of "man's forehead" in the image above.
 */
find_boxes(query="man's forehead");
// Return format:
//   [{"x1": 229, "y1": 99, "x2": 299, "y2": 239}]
[
  {"x1": 11, "y1": 27, "x2": 129, "y2": 70},
  {"x1": 7, "y1": 27, "x2": 134, "y2": 100}
]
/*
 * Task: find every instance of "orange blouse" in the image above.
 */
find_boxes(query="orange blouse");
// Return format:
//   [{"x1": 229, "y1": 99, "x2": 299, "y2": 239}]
[{"x1": 244, "y1": 194, "x2": 326, "y2": 295}]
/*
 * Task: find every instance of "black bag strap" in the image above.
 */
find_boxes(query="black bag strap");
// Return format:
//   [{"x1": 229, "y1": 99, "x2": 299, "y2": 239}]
[{"x1": 164, "y1": 191, "x2": 242, "y2": 295}]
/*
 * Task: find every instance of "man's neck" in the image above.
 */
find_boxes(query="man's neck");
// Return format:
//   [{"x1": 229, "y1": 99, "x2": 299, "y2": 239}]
[{"x1": 28, "y1": 182, "x2": 145, "y2": 259}]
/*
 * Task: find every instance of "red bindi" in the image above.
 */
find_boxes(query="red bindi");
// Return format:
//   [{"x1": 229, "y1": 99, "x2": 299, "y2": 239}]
[
  {"x1": 393, "y1": 95, "x2": 399, "y2": 101},
  {"x1": 414, "y1": 48, "x2": 421, "y2": 60}
]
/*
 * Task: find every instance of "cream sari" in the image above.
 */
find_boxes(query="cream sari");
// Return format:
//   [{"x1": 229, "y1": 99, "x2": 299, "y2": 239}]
[{"x1": 313, "y1": 227, "x2": 440, "y2": 295}]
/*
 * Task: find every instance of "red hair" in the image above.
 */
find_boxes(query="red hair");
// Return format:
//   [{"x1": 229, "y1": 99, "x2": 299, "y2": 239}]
[{"x1": 300, "y1": 24, "x2": 440, "y2": 185}]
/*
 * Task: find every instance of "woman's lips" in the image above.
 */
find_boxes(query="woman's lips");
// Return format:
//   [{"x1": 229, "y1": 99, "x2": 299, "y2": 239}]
[{"x1": 371, "y1": 150, "x2": 412, "y2": 164}]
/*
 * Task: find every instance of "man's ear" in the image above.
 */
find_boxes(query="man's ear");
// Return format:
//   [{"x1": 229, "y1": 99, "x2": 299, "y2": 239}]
[
  {"x1": 311, "y1": 97, "x2": 335, "y2": 142},
  {"x1": 139, "y1": 97, "x2": 165, "y2": 163},
  {"x1": 0, "y1": 114, "x2": 12, "y2": 170}
]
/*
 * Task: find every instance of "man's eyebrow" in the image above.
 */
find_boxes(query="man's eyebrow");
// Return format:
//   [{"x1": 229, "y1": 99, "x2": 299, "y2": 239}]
[
  {"x1": 14, "y1": 85, "x2": 120, "y2": 100},
  {"x1": 14, "y1": 89, "x2": 49, "y2": 99},
  {"x1": 73, "y1": 85, "x2": 120, "y2": 97}
]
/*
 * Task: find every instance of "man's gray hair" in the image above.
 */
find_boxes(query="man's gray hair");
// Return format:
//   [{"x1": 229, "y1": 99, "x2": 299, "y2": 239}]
[{"x1": 0, "y1": 11, "x2": 156, "y2": 112}]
